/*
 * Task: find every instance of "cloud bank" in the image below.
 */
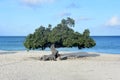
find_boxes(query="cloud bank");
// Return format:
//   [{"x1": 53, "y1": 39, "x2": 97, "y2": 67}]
[
  {"x1": 105, "y1": 16, "x2": 120, "y2": 27},
  {"x1": 59, "y1": 12, "x2": 72, "y2": 17},
  {"x1": 21, "y1": 0, "x2": 55, "y2": 6},
  {"x1": 78, "y1": 17, "x2": 92, "y2": 21},
  {"x1": 66, "y1": 3, "x2": 79, "y2": 9}
]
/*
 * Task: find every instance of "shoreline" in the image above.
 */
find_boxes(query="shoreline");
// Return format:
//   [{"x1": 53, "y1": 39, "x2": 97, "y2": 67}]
[
  {"x1": 0, "y1": 50, "x2": 120, "y2": 54},
  {"x1": 0, "y1": 51, "x2": 120, "y2": 80},
  {"x1": 0, "y1": 51, "x2": 120, "y2": 62}
]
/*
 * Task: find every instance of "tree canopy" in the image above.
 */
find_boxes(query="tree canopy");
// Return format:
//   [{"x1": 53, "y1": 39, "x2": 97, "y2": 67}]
[{"x1": 24, "y1": 17, "x2": 96, "y2": 50}]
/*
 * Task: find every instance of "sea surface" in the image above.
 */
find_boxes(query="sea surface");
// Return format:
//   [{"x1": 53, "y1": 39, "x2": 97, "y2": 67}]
[{"x1": 0, "y1": 36, "x2": 120, "y2": 54}]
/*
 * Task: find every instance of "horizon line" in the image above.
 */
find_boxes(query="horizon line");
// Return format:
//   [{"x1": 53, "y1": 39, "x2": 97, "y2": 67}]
[{"x1": 0, "y1": 35, "x2": 120, "y2": 37}]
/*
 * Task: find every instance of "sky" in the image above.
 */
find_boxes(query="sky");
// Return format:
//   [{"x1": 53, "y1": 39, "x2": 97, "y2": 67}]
[{"x1": 0, "y1": 0, "x2": 120, "y2": 36}]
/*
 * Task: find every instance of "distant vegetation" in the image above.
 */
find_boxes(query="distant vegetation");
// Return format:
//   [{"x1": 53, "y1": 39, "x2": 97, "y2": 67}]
[{"x1": 24, "y1": 17, "x2": 96, "y2": 50}]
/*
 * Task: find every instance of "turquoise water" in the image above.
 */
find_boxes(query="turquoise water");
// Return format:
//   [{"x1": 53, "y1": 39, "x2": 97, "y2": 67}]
[
  {"x1": 0, "y1": 36, "x2": 26, "y2": 51},
  {"x1": 0, "y1": 36, "x2": 120, "y2": 54}
]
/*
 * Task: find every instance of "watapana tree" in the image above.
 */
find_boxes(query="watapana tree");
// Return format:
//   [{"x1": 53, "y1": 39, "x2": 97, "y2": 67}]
[{"x1": 24, "y1": 17, "x2": 96, "y2": 52}]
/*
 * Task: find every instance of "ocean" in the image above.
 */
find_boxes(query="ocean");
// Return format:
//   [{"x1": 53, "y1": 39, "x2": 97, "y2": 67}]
[{"x1": 0, "y1": 36, "x2": 120, "y2": 54}]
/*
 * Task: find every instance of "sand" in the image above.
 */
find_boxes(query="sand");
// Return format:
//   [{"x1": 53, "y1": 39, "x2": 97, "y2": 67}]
[{"x1": 0, "y1": 51, "x2": 120, "y2": 80}]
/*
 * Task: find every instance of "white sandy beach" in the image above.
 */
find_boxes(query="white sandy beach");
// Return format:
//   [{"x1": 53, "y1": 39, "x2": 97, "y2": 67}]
[{"x1": 0, "y1": 51, "x2": 120, "y2": 80}]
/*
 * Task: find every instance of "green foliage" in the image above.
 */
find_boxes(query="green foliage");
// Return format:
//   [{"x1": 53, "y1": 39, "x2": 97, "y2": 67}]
[
  {"x1": 83, "y1": 29, "x2": 90, "y2": 37},
  {"x1": 24, "y1": 17, "x2": 96, "y2": 50},
  {"x1": 24, "y1": 25, "x2": 51, "y2": 50}
]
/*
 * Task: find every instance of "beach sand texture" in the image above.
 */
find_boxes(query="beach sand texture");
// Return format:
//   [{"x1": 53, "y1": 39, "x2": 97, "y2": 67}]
[{"x1": 0, "y1": 51, "x2": 120, "y2": 80}]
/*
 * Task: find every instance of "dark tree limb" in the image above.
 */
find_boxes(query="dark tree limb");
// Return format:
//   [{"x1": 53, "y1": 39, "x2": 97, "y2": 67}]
[{"x1": 40, "y1": 44, "x2": 60, "y2": 61}]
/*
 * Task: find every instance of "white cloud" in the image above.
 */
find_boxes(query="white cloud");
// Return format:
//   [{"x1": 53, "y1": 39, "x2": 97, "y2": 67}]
[
  {"x1": 21, "y1": 0, "x2": 55, "y2": 6},
  {"x1": 55, "y1": 10, "x2": 72, "y2": 18},
  {"x1": 75, "y1": 17, "x2": 93, "y2": 23},
  {"x1": 105, "y1": 16, "x2": 120, "y2": 26},
  {"x1": 66, "y1": 3, "x2": 79, "y2": 9},
  {"x1": 59, "y1": 12, "x2": 71, "y2": 17},
  {"x1": 78, "y1": 17, "x2": 92, "y2": 21}
]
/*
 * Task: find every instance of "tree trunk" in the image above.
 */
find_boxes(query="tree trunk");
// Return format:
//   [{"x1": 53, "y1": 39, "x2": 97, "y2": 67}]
[
  {"x1": 50, "y1": 44, "x2": 59, "y2": 59},
  {"x1": 40, "y1": 44, "x2": 60, "y2": 61}
]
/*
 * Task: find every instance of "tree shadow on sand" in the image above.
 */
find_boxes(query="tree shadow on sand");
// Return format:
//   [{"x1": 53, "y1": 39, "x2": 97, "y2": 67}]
[
  {"x1": 0, "y1": 51, "x2": 17, "y2": 55},
  {"x1": 27, "y1": 57, "x2": 40, "y2": 60},
  {"x1": 28, "y1": 52, "x2": 100, "y2": 61},
  {"x1": 61, "y1": 52, "x2": 100, "y2": 58}
]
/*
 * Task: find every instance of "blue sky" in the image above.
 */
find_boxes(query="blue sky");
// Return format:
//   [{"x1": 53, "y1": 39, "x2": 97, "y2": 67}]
[{"x1": 0, "y1": 0, "x2": 120, "y2": 36}]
